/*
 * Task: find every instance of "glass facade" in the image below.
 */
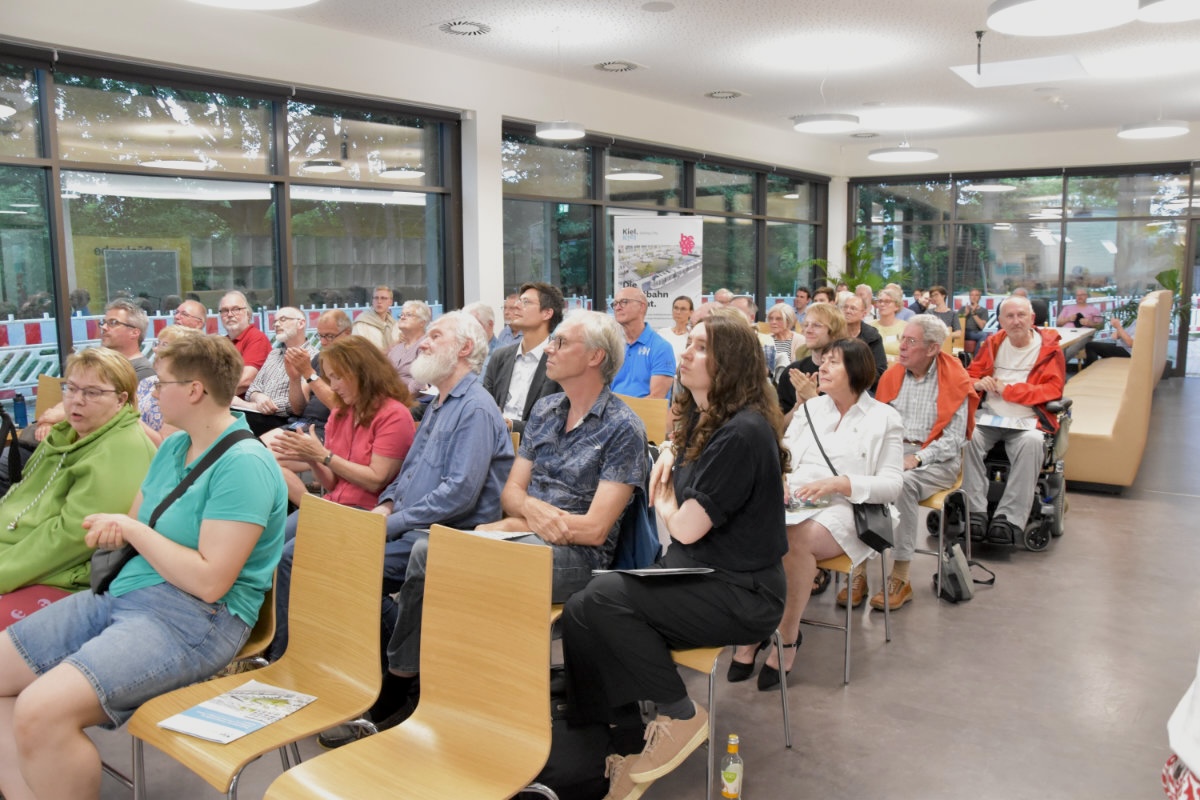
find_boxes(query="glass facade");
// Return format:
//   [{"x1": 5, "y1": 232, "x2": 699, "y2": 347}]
[{"x1": 0, "y1": 64, "x2": 40, "y2": 159}]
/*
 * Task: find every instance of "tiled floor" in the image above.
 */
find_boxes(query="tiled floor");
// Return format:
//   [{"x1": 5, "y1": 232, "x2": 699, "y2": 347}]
[{"x1": 94, "y1": 376, "x2": 1200, "y2": 799}]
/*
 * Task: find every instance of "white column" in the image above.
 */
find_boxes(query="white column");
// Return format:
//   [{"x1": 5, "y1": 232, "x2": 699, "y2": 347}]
[
  {"x1": 459, "y1": 109, "x2": 503, "y2": 308},
  {"x1": 825, "y1": 176, "x2": 850, "y2": 280}
]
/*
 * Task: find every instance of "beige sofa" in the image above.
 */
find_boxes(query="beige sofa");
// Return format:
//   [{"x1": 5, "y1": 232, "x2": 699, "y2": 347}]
[{"x1": 1063, "y1": 289, "x2": 1172, "y2": 488}]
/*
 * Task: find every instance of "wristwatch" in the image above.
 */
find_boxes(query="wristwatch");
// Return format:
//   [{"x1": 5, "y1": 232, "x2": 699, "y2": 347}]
[
  {"x1": 305, "y1": 373, "x2": 320, "y2": 384},
  {"x1": 914, "y1": 454, "x2": 923, "y2": 467}
]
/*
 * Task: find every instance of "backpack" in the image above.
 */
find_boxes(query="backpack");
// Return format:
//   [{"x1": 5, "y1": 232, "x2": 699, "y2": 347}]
[{"x1": 932, "y1": 542, "x2": 995, "y2": 603}]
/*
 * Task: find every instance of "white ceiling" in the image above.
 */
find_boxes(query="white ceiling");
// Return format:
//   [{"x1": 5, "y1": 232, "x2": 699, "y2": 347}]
[{"x1": 264, "y1": 0, "x2": 1200, "y2": 144}]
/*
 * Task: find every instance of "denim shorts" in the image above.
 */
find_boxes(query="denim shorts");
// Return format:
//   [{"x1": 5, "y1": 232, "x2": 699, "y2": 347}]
[{"x1": 7, "y1": 582, "x2": 249, "y2": 728}]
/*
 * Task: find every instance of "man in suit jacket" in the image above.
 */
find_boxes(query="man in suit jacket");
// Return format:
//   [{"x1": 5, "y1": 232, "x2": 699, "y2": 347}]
[{"x1": 483, "y1": 281, "x2": 565, "y2": 434}]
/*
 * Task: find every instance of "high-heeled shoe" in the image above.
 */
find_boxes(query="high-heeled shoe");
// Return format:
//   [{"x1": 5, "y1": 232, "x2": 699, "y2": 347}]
[
  {"x1": 726, "y1": 639, "x2": 771, "y2": 682},
  {"x1": 756, "y1": 632, "x2": 802, "y2": 692}
]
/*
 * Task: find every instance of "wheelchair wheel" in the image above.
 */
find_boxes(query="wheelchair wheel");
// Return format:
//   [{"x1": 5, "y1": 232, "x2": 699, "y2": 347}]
[{"x1": 1023, "y1": 522, "x2": 1051, "y2": 552}]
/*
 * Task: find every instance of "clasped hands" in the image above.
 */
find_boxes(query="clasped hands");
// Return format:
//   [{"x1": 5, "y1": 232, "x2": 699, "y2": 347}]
[
  {"x1": 82, "y1": 513, "x2": 136, "y2": 551},
  {"x1": 268, "y1": 424, "x2": 325, "y2": 463}
]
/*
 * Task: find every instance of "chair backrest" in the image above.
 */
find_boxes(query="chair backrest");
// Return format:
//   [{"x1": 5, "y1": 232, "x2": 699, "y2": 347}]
[
  {"x1": 35, "y1": 374, "x2": 62, "y2": 419},
  {"x1": 276, "y1": 495, "x2": 386, "y2": 697},
  {"x1": 511, "y1": 430, "x2": 520, "y2": 453},
  {"x1": 615, "y1": 393, "x2": 669, "y2": 444},
  {"x1": 419, "y1": 526, "x2": 553, "y2": 773},
  {"x1": 234, "y1": 572, "x2": 276, "y2": 662}
]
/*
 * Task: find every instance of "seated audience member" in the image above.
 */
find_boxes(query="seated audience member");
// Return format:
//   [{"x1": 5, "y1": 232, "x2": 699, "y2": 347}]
[
  {"x1": 352, "y1": 286, "x2": 398, "y2": 351},
  {"x1": 1057, "y1": 286, "x2": 1105, "y2": 329},
  {"x1": 136, "y1": 325, "x2": 203, "y2": 446},
  {"x1": 872, "y1": 316, "x2": 977, "y2": 610},
  {"x1": 793, "y1": 287, "x2": 811, "y2": 327},
  {"x1": 387, "y1": 300, "x2": 432, "y2": 395},
  {"x1": 275, "y1": 309, "x2": 352, "y2": 444},
  {"x1": 376, "y1": 310, "x2": 648, "y2": 731},
  {"x1": 657, "y1": 295, "x2": 693, "y2": 361},
  {"x1": 730, "y1": 338, "x2": 902, "y2": 691},
  {"x1": 960, "y1": 288, "x2": 989, "y2": 353},
  {"x1": 775, "y1": 302, "x2": 849, "y2": 423},
  {"x1": 0, "y1": 349, "x2": 156, "y2": 629},
  {"x1": 999, "y1": 287, "x2": 1050, "y2": 327},
  {"x1": 484, "y1": 282, "x2": 564, "y2": 434},
  {"x1": 494, "y1": 293, "x2": 524, "y2": 350},
  {"x1": 869, "y1": 286, "x2": 908, "y2": 359},
  {"x1": 923, "y1": 285, "x2": 962, "y2": 347},
  {"x1": 766, "y1": 302, "x2": 806, "y2": 373},
  {"x1": 0, "y1": 335, "x2": 287, "y2": 798},
  {"x1": 812, "y1": 286, "x2": 836, "y2": 304},
  {"x1": 730, "y1": 295, "x2": 777, "y2": 376},
  {"x1": 906, "y1": 286, "x2": 927, "y2": 317},
  {"x1": 171, "y1": 298, "x2": 208, "y2": 331},
  {"x1": 233, "y1": 307, "x2": 316, "y2": 436},
  {"x1": 218, "y1": 290, "x2": 271, "y2": 395},
  {"x1": 461, "y1": 301, "x2": 498, "y2": 371},
  {"x1": 963, "y1": 296, "x2": 1065, "y2": 544},
  {"x1": 1083, "y1": 313, "x2": 1135, "y2": 367},
  {"x1": 268, "y1": 336, "x2": 414, "y2": 528},
  {"x1": 611, "y1": 287, "x2": 676, "y2": 399},
  {"x1": 712, "y1": 287, "x2": 734, "y2": 307},
  {"x1": 855, "y1": 284, "x2": 879, "y2": 320},
  {"x1": 839, "y1": 294, "x2": 887, "y2": 389},
  {"x1": 566, "y1": 314, "x2": 789, "y2": 798}
]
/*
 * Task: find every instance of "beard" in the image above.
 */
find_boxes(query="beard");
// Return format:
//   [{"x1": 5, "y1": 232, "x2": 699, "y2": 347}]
[{"x1": 411, "y1": 345, "x2": 456, "y2": 387}]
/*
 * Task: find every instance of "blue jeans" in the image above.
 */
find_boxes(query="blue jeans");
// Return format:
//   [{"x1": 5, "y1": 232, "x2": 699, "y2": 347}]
[
  {"x1": 385, "y1": 532, "x2": 602, "y2": 674},
  {"x1": 8, "y1": 583, "x2": 248, "y2": 728}
]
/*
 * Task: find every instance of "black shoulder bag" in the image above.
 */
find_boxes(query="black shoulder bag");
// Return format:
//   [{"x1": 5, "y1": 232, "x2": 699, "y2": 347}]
[
  {"x1": 90, "y1": 429, "x2": 258, "y2": 594},
  {"x1": 801, "y1": 402, "x2": 894, "y2": 553}
]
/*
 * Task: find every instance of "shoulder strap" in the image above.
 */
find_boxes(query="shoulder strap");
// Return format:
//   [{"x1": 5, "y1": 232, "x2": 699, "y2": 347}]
[
  {"x1": 967, "y1": 559, "x2": 996, "y2": 587},
  {"x1": 147, "y1": 429, "x2": 257, "y2": 528},
  {"x1": 801, "y1": 401, "x2": 839, "y2": 478}
]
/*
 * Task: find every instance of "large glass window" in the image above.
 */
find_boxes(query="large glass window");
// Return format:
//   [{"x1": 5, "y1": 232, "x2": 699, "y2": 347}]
[
  {"x1": 502, "y1": 133, "x2": 590, "y2": 199},
  {"x1": 288, "y1": 102, "x2": 440, "y2": 187},
  {"x1": 502, "y1": 199, "x2": 593, "y2": 305},
  {"x1": 604, "y1": 151, "x2": 681, "y2": 208},
  {"x1": 61, "y1": 170, "x2": 277, "y2": 348},
  {"x1": 700, "y1": 215, "x2": 756, "y2": 293},
  {"x1": 696, "y1": 164, "x2": 754, "y2": 215},
  {"x1": 0, "y1": 63, "x2": 41, "y2": 159},
  {"x1": 766, "y1": 175, "x2": 816, "y2": 221},
  {"x1": 291, "y1": 184, "x2": 442, "y2": 307},
  {"x1": 55, "y1": 72, "x2": 272, "y2": 174}
]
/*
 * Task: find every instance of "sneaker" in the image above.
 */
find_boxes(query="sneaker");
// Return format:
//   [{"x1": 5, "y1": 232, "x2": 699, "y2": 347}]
[
  {"x1": 869, "y1": 576, "x2": 913, "y2": 610},
  {"x1": 627, "y1": 705, "x2": 709, "y2": 783},
  {"x1": 986, "y1": 514, "x2": 1016, "y2": 545},
  {"x1": 968, "y1": 512, "x2": 988, "y2": 542},
  {"x1": 603, "y1": 754, "x2": 648, "y2": 800},
  {"x1": 835, "y1": 573, "x2": 868, "y2": 608}
]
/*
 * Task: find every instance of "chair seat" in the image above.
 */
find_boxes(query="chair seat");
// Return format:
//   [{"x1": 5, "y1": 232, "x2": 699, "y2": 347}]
[
  {"x1": 670, "y1": 647, "x2": 724, "y2": 674},
  {"x1": 816, "y1": 554, "x2": 853, "y2": 574}
]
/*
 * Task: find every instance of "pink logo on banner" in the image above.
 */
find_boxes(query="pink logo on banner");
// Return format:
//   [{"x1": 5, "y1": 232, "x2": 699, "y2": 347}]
[{"x1": 679, "y1": 234, "x2": 695, "y2": 256}]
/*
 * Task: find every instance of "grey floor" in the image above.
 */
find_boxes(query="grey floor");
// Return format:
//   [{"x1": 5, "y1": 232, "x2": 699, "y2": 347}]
[{"x1": 93, "y1": 377, "x2": 1200, "y2": 799}]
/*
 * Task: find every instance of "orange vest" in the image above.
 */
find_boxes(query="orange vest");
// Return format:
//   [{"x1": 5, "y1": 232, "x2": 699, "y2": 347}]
[{"x1": 875, "y1": 351, "x2": 979, "y2": 447}]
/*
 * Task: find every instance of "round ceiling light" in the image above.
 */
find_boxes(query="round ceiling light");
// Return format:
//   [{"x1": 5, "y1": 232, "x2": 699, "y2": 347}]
[
  {"x1": 1117, "y1": 120, "x2": 1190, "y2": 139},
  {"x1": 792, "y1": 113, "x2": 860, "y2": 134},
  {"x1": 962, "y1": 182, "x2": 1018, "y2": 192},
  {"x1": 535, "y1": 121, "x2": 586, "y2": 141},
  {"x1": 986, "y1": 0, "x2": 1136, "y2": 36},
  {"x1": 380, "y1": 166, "x2": 426, "y2": 179},
  {"x1": 0, "y1": 103, "x2": 16, "y2": 120},
  {"x1": 867, "y1": 143, "x2": 939, "y2": 163},
  {"x1": 606, "y1": 168, "x2": 664, "y2": 181},
  {"x1": 187, "y1": 0, "x2": 319, "y2": 9},
  {"x1": 301, "y1": 159, "x2": 345, "y2": 173},
  {"x1": 140, "y1": 158, "x2": 210, "y2": 171}
]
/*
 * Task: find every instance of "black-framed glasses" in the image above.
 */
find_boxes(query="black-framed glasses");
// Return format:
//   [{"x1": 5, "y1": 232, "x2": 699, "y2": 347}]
[
  {"x1": 61, "y1": 382, "x2": 120, "y2": 401},
  {"x1": 276, "y1": 315, "x2": 305, "y2": 324},
  {"x1": 150, "y1": 378, "x2": 203, "y2": 395},
  {"x1": 98, "y1": 318, "x2": 138, "y2": 330},
  {"x1": 317, "y1": 331, "x2": 346, "y2": 342},
  {"x1": 547, "y1": 335, "x2": 580, "y2": 350},
  {"x1": 612, "y1": 298, "x2": 645, "y2": 309},
  {"x1": 218, "y1": 306, "x2": 247, "y2": 317},
  {"x1": 173, "y1": 307, "x2": 204, "y2": 323}
]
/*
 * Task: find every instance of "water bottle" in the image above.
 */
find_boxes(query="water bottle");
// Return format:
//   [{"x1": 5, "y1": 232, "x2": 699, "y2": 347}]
[
  {"x1": 12, "y1": 392, "x2": 27, "y2": 428},
  {"x1": 720, "y1": 733, "x2": 743, "y2": 799}
]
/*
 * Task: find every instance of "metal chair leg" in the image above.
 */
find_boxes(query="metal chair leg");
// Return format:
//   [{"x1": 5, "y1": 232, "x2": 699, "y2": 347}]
[
  {"x1": 132, "y1": 738, "x2": 145, "y2": 800},
  {"x1": 705, "y1": 649, "x2": 718, "y2": 800},
  {"x1": 881, "y1": 553, "x2": 891, "y2": 642},
  {"x1": 842, "y1": 576, "x2": 852, "y2": 685},
  {"x1": 772, "y1": 629, "x2": 793, "y2": 748}
]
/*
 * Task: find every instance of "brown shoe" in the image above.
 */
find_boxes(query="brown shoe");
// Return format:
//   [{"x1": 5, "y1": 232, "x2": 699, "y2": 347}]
[
  {"x1": 870, "y1": 576, "x2": 913, "y2": 610},
  {"x1": 836, "y1": 573, "x2": 868, "y2": 608},
  {"x1": 627, "y1": 705, "x2": 710, "y2": 783},
  {"x1": 603, "y1": 754, "x2": 647, "y2": 800}
]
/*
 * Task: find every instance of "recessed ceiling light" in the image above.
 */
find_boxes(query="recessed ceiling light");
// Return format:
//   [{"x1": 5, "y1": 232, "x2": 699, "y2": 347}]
[
  {"x1": 1138, "y1": 0, "x2": 1200, "y2": 21},
  {"x1": 1117, "y1": 120, "x2": 1190, "y2": 139},
  {"x1": 595, "y1": 61, "x2": 640, "y2": 73},
  {"x1": 606, "y1": 168, "x2": 664, "y2": 181},
  {"x1": 535, "y1": 121, "x2": 586, "y2": 141},
  {"x1": 438, "y1": 20, "x2": 490, "y2": 36},
  {"x1": 301, "y1": 159, "x2": 345, "y2": 173},
  {"x1": 867, "y1": 142, "x2": 939, "y2": 163},
  {"x1": 705, "y1": 90, "x2": 742, "y2": 100},
  {"x1": 792, "y1": 113, "x2": 860, "y2": 134},
  {"x1": 186, "y1": 0, "x2": 318, "y2": 8},
  {"x1": 986, "y1": 0, "x2": 1136, "y2": 35},
  {"x1": 141, "y1": 158, "x2": 210, "y2": 171}
]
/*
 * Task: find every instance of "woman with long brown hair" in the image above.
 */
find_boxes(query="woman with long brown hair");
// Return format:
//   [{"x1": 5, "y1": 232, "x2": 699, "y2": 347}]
[{"x1": 563, "y1": 312, "x2": 789, "y2": 799}]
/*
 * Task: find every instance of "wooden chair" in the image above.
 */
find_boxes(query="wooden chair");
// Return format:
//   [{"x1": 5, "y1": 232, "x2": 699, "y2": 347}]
[
  {"x1": 915, "y1": 468, "x2": 969, "y2": 595},
  {"x1": 802, "y1": 552, "x2": 891, "y2": 684},
  {"x1": 263, "y1": 525, "x2": 556, "y2": 800},
  {"x1": 126, "y1": 496, "x2": 386, "y2": 799},
  {"x1": 34, "y1": 373, "x2": 62, "y2": 420},
  {"x1": 615, "y1": 393, "x2": 669, "y2": 444}
]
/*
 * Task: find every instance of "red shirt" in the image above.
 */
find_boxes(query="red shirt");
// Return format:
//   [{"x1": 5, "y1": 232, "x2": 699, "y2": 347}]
[
  {"x1": 324, "y1": 398, "x2": 415, "y2": 510},
  {"x1": 230, "y1": 325, "x2": 272, "y2": 371}
]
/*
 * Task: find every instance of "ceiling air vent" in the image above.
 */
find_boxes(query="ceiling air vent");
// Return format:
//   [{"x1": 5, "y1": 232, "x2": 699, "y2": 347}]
[
  {"x1": 438, "y1": 20, "x2": 490, "y2": 36},
  {"x1": 595, "y1": 61, "x2": 640, "y2": 73}
]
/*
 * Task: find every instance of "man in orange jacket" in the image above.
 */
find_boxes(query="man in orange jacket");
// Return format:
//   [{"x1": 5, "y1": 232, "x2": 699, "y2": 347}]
[{"x1": 873, "y1": 315, "x2": 978, "y2": 610}]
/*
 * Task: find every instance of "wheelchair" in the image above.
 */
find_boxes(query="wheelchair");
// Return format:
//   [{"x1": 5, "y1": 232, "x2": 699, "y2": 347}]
[{"x1": 927, "y1": 398, "x2": 1072, "y2": 552}]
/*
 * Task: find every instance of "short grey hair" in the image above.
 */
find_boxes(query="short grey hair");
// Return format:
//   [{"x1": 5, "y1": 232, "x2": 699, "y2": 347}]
[
  {"x1": 766, "y1": 302, "x2": 796, "y2": 327},
  {"x1": 462, "y1": 301, "x2": 495, "y2": 328},
  {"x1": 560, "y1": 309, "x2": 624, "y2": 385},
  {"x1": 402, "y1": 300, "x2": 433, "y2": 326},
  {"x1": 105, "y1": 298, "x2": 148, "y2": 342},
  {"x1": 435, "y1": 310, "x2": 490, "y2": 374},
  {"x1": 319, "y1": 308, "x2": 352, "y2": 333},
  {"x1": 909, "y1": 314, "x2": 949, "y2": 346},
  {"x1": 878, "y1": 286, "x2": 904, "y2": 306}
]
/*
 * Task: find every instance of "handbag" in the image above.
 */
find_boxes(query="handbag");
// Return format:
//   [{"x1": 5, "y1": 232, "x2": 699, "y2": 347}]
[
  {"x1": 931, "y1": 541, "x2": 996, "y2": 603},
  {"x1": 801, "y1": 402, "x2": 894, "y2": 553},
  {"x1": 90, "y1": 429, "x2": 257, "y2": 594}
]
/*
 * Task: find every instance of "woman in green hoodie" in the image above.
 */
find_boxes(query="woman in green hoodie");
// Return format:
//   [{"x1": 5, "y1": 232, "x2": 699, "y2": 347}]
[{"x1": 0, "y1": 348, "x2": 155, "y2": 629}]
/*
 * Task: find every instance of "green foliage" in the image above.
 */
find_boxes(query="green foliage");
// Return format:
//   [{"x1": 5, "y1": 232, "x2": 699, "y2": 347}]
[{"x1": 1155, "y1": 268, "x2": 1190, "y2": 327}]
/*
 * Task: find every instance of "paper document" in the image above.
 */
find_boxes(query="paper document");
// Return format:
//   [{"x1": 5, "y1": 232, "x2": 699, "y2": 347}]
[
  {"x1": 975, "y1": 414, "x2": 1037, "y2": 431},
  {"x1": 156, "y1": 679, "x2": 316, "y2": 744},
  {"x1": 592, "y1": 567, "x2": 713, "y2": 577},
  {"x1": 463, "y1": 529, "x2": 533, "y2": 541}
]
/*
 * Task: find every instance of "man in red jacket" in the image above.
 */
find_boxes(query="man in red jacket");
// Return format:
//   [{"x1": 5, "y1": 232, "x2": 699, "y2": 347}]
[
  {"x1": 963, "y1": 296, "x2": 1065, "y2": 544},
  {"x1": 873, "y1": 316, "x2": 977, "y2": 609}
]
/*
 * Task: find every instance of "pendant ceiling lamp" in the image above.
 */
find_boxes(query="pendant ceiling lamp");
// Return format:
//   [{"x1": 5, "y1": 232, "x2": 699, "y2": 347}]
[
  {"x1": 792, "y1": 114, "x2": 860, "y2": 134},
  {"x1": 867, "y1": 140, "x2": 939, "y2": 163},
  {"x1": 536, "y1": 30, "x2": 586, "y2": 142},
  {"x1": 1117, "y1": 119, "x2": 1190, "y2": 139},
  {"x1": 986, "y1": 0, "x2": 1136, "y2": 36}
]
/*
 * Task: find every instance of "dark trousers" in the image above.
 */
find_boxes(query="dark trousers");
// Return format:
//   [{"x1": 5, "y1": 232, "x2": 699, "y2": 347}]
[
  {"x1": 1083, "y1": 341, "x2": 1130, "y2": 367},
  {"x1": 562, "y1": 565, "x2": 784, "y2": 725}
]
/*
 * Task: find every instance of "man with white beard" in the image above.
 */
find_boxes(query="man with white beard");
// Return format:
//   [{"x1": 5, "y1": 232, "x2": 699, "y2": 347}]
[{"x1": 311, "y1": 310, "x2": 515, "y2": 747}]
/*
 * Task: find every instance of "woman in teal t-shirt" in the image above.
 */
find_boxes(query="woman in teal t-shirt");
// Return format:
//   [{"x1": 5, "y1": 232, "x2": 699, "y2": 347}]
[{"x1": 0, "y1": 335, "x2": 287, "y2": 799}]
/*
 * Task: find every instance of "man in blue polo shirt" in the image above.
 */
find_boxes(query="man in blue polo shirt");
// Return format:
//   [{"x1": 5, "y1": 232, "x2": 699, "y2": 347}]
[{"x1": 610, "y1": 286, "x2": 676, "y2": 398}]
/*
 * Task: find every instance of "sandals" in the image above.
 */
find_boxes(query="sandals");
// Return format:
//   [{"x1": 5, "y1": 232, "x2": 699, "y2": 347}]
[{"x1": 811, "y1": 567, "x2": 831, "y2": 596}]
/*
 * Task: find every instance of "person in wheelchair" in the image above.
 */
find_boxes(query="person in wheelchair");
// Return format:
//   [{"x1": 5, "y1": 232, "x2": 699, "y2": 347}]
[{"x1": 962, "y1": 296, "x2": 1066, "y2": 545}]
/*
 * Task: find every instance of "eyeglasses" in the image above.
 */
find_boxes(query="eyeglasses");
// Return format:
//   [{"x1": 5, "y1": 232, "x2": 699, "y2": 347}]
[
  {"x1": 150, "y1": 378, "x2": 200, "y2": 395},
  {"x1": 317, "y1": 331, "x2": 346, "y2": 342},
  {"x1": 899, "y1": 336, "x2": 926, "y2": 348},
  {"x1": 61, "y1": 382, "x2": 120, "y2": 402},
  {"x1": 276, "y1": 315, "x2": 305, "y2": 324},
  {"x1": 517, "y1": 297, "x2": 541, "y2": 308},
  {"x1": 218, "y1": 306, "x2": 247, "y2": 317},
  {"x1": 546, "y1": 335, "x2": 580, "y2": 351},
  {"x1": 173, "y1": 307, "x2": 204, "y2": 323},
  {"x1": 398, "y1": 312, "x2": 422, "y2": 320},
  {"x1": 802, "y1": 322, "x2": 828, "y2": 331},
  {"x1": 612, "y1": 299, "x2": 645, "y2": 309},
  {"x1": 876, "y1": 298, "x2": 896, "y2": 306},
  {"x1": 98, "y1": 318, "x2": 138, "y2": 330}
]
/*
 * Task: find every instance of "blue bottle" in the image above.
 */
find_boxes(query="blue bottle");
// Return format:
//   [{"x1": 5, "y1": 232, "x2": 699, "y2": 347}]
[{"x1": 12, "y1": 392, "x2": 27, "y2": 428}]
